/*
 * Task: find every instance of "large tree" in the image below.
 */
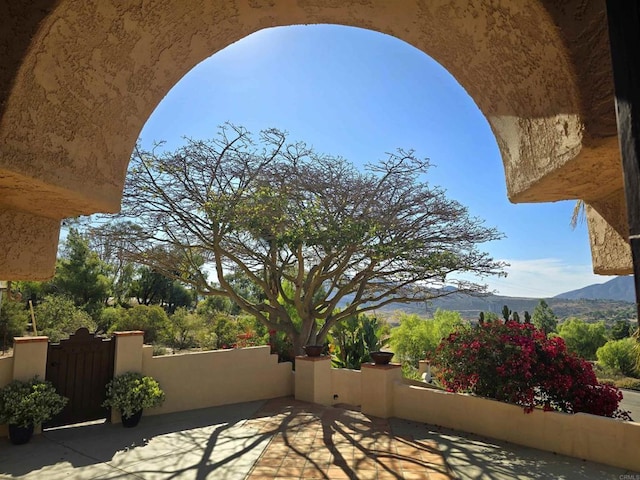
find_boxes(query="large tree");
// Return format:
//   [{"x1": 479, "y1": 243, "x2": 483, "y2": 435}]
[
  {"x1": 532, "y1": 299, "x2": 558, "y2": 336},
  {"x1": 54, "y1": 229, "x2": 111, "y2": 316},
  {"x1": 111, "y1": 124, "x2": 505, "y2": 354}
]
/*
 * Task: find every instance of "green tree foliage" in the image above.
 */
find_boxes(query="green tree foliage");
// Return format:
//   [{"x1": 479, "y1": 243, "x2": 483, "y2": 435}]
[
  {"x1": 167, "y1": 307, "x2": 205, "y2": 350},
  {"x1": 108, "y1": 305, "x2": 171, "y2": 344},
  {"x1": 556, "y1": 318, "x2": 607, "y2": 360},
  {"x1": 54, "y1": 229, "x2": 110, "y2": 317},
  {"x1": 390, "y1": 310, "x2": 464, "y2": 366},
  {"x1": 532, "y1": 299, "x2": 557, "y2": 335},
  {"x1": 501, "y1": 305, "x2": 511, "y2": 322},
  {"x1": 98, "y1": 306, "x2": 129, "y2": 334},
  {"x1": 130, "y1": 267, "x2": 172, "y2": 306},
  {"x1": 610, "y1": 320, "x2": 632, "y2": 340},
  {"x1": 130, "y1": 267, "x2": 193, "y2": 313},
  {"x1": 330, "y1": 313, "x2": 389, "y2": 369},
  {"x1": 482, "y1": 311, "x2": 499, "y2": 323},
  {"x1": 197, "y1": 308, "x2": 241, "y2": 349},
  {"x1": 35, "y1": 295, "x2": 97, "y2": 342},
  {"x1": 113, "y1": 125, "x2": 505, "y2": 355},
  {"x1": 597, "y1": 338, "x2": 638, "y2": 377},
  {"x1": 13, "y1": 280, "x2": 54, "y2": 306},
  {"x1": 163, "y1": 281, "x2": 193, "y2": 314},
  {"x1": 0, "y1": 299, "x2": 29, "y2": 350},
  {"x1": 197, "y1": 296, "x2": 234, "y2": 316}
]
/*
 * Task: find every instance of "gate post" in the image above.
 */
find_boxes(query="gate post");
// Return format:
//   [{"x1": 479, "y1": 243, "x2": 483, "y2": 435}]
[
  {"x1": 113, "y1": 331, "x2": 144, "y2": 376},
  {"x1": 112, "y1": 331, "x2": 144, "y2": 423},
  {"x1": 12, "y1": 336, "x2": 48, "y2": 382},
  {"x1": 12, "y1": 336, "x2": 48, "y2": 434}
]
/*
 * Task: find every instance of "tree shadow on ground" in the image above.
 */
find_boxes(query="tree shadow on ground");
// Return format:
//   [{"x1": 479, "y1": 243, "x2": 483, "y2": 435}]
[
  {"x1": 0, "y1": 399, "x2": 274, "y2": 479},
  {"x1": 389, "y1": 417, "x2": 631, "y2": 480}
]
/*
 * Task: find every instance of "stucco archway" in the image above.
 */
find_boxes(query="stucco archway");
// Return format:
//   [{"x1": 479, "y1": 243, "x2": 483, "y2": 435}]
[{"x1": 0, "y1": 1, "x2": 625, "y2": 279}]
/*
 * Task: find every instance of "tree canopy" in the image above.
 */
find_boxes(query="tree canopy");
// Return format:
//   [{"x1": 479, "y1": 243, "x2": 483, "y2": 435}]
[
  {"x1": 556, "y1": 318, "x2": 607, "y2": 360},
  {"x1": 110, "y1": 124, "x2": 505, "y2": 354},
  {"x1": 532, "y1": 299, "x2": 557, "y2": 335}
]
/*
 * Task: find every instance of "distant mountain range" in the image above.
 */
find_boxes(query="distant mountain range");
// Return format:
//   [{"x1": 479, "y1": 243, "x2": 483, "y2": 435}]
[
  {"x1": 553, "y1": 275, "x2": 635, "y2": 302},
  {"x1": 362, "y1": 276, "x2": 637, "y2": 324}
]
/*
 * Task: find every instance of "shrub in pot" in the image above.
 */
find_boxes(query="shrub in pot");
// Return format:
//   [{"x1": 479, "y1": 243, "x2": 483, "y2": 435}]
[
  {"x1": 0, "y1": 376, "x2": 68, "y2": 444},
  {"x1": 102, "y1": 372, "x2": 165, "y2": 427}
]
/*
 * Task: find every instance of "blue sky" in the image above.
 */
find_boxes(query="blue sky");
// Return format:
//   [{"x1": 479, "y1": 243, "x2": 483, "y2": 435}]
[{"x1": 139, "y1": 24, "x2": 607, "y2": 298}]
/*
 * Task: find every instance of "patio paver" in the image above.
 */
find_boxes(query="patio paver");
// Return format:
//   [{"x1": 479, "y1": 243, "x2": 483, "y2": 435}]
[
  {"x1": 0, "y1": 396, "x2": 634, "y2": 479},
  {"x1": 244, "y1": 397, "x2": 453, "y2": 480}
]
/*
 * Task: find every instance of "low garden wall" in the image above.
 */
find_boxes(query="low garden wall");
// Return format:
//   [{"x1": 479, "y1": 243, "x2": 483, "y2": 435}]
[
  {"x1": 308, "y1": 362, "x2": 640, "y2": 471},
  {"x1": 2, "y1": 332, "x2": 638, "y2": 471},
  {"x1": 330, "y1": 367, "x2": 362, "y2": 406},
  {"x1": 392, "y1": 383, "x2": 640, "y2": 472},
  {"x1": 141, "y1": 344, "x2": 293, "y2": 415}
]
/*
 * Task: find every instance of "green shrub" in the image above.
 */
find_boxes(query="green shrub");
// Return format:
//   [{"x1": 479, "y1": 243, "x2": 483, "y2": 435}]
[
  {"x1": 109, "y1": 305, "x2": 171, "y2": 344},
  {"x1": 330, "y1": 313, "x2": 388, "y2": 369},
  {"x1": 557, "y1": 318, "x2": 607, "y2": 360},
  {"x1": 0, "y1": 377, "x2": 68, "y2": 427},
  {"x1": 98, "y1": 307, "x2": 129, "y2": 334},
  {"x1": 0, "y1": 299, "x2": 29, "y2": 350},
  {"x1": 102, "y1": 372, "x2": 165, "y2": 419},
  {"x1": 167, "y1": 308, "x2": 205, "y2": 350},
  {"x1": 35, "y1": 295, "x2": 96, "y2": 342},
  {"x1": 390, "y1": 310, "x2": 463, "y2": 366},
  {"x1": 597, "y1": 338, "x2": 637, "y2": 377}
]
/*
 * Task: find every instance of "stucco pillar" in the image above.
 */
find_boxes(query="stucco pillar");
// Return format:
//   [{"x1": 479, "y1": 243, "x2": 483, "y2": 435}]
[
  {"x1": 12, "y1": 336, "x2": 48, "y2": 382},
  {"x1": 294, "y1": 355, "x2": 332, "y2": 406},
  {"x1": 113, "y1": 331, "x2": 144, "y2": 376},
  {"x1": 11, "y1": 336, "x2": 49, "y2": 435},
  {"x1": 111, "y1": 331, "x2": 144, "y2": 423},
  {"x1": 360, "y1": 363, "x2": 402, "y2": 419}
]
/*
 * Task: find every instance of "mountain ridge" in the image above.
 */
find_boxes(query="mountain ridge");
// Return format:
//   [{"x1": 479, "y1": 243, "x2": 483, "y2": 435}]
[
  {"x1": 365, "y1": 276, "x2": 636, "y2": 324},
  {"x1": 553, "y1": 275, "x2": 634, "y2": 302}
]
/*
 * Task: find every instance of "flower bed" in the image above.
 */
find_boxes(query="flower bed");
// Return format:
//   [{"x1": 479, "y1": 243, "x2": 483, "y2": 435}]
[{"x1": 432, "y1": 320, "x2": 630, "y2": 419}]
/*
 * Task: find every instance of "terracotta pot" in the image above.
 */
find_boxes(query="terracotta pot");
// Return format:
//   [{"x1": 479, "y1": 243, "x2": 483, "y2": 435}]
[
  {"x1": 9, "y1": 424, "x2": 34, "y2": 445},
  {"x1": 121, "y1": 409, "x2": 143, "y2": 428},
  {"x1": 303, "y1": 345, "x2": 324, "y2": 357},
  {"x1": 370, "y1": 351, "x2": 394, "y2": 365}
]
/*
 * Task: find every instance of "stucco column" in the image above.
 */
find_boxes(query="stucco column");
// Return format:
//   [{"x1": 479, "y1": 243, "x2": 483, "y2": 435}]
[
  {"x1": 360, "y1": 363, "x2": 402, "y2": 419},
  {"x1": 294, "y1": 355, "x2": 332, "y2": 406},
  {"x1": 111, "y1": 331, "x2": 144, "y2": 423},
  {"x1": 12, "y1": 336, "x2": 48, "y2": 382},
  {"x1": 11, "y1": 336, "x2": 49, "y2": 435},
  {"x1": 113, "y1": 331, "x2": 144, "y2": 376}
]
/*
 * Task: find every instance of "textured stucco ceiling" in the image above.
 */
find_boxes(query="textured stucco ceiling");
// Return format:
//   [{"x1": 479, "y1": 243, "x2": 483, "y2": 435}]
[{"x1": 0, "y1": 0, "x2": 628, "y2": 279}]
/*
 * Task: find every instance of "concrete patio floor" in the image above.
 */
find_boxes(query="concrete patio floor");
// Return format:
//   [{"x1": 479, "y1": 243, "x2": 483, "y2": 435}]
[{"x1": 0, "y1": 396, "x2": 634, "y2": 479}]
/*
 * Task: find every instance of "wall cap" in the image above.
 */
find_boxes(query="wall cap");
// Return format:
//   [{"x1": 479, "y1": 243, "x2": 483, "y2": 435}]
[
  {"x1": 295, "y1": 355, "x2": 331, "y2": 362},
  {"x1": 14, "y1": 336, "x2": 48, "y2": 344},
  {"x1": 113, "y1": 331, "x2": 144, "y2": 337},
  {"x1": 361, "y1": 362, "x2": 402, "y2": 370}
]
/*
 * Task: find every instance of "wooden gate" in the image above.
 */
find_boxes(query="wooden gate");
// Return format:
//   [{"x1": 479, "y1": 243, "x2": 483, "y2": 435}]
[{"x1": 45, "y1": 328, "x2": 115, "y2": 427}]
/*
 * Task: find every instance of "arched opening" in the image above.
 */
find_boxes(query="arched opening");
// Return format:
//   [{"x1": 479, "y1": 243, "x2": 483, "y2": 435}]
[
  {"x1": 137, "y1": 24, "x2": 601, "y2": 297},
  {"x1": 0, "y1": 1, "x2": 622, "y2": 279}
]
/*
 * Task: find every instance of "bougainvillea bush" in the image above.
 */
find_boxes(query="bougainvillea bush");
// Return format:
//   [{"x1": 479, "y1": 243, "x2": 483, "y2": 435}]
[{"x1": 431, "y1": 320, "x2": 631, "y2": 419}]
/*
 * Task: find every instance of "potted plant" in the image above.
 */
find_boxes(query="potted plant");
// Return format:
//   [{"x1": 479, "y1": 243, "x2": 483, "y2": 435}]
[
  {"x1": 102, "y1": 372, "x2": 165, "y2": 427},
  {"x1": 0, "y1": 376, "x2": 68, "y2": 444}
]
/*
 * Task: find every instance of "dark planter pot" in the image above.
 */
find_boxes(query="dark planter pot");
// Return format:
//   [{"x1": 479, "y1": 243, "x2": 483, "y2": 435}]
[
  {"x1": 303, "y1": 345, "x2": 324, "y2": 357},
  {"x1": 9, "y1": 424, "x2": 34, "y2": 445},
  {"x1": 370, "y1": 351, "x2": 394, "y2": 365},
  {"x1": 121, "y1": 409, "x2": 143, "y2": 428}
]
